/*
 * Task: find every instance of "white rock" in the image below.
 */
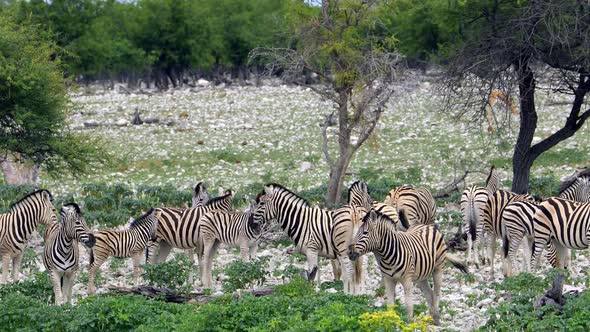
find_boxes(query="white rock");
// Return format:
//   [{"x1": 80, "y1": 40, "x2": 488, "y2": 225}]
[
  {"x1": 197, "y1": 79, "x2": 210, "y2": 86},
  {"x1": 116, "y1": 119, "x2": 129, "y2": 126},
  {"x1": 299, "y1": 161, "x2": 313, "y2": 173},
  {"x1": 476, "y1": 298, "x2": 493, "y2": 308},
  {"x1": 325, "y1": 288, "x2": 338, "y2": 294}
]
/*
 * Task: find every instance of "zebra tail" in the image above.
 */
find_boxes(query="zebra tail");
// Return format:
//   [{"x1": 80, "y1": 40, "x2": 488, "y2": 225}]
[
  {"x1": 399, "y1": 209, "x2": 411, "y2": 230},
  {"x1": 502, "y1": 227, "x2": 510, "y2": 259},
  {"x1": 468, "y1": 200, "x2": 478, "y2": 242},
  {"x1": 446, "y1": 253, "x2": 469, "y2": 274}
]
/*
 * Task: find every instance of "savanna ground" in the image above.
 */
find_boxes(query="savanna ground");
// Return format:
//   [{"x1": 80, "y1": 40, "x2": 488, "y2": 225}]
[{"x1": 2, "y1": 75, "x2": 590, "y2": 331}]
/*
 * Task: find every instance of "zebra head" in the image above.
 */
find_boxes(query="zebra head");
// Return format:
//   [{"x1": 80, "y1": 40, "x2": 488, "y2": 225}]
[
  {"x1": 247, "y1": 199, "x2": 263, "y2": 235},
  {"x1": 192, "y1": 181, "x2": 209, "y2": 208},
  {"x1": 252, "y1": 185, "x2": 278, "y2": 224},
  {"x1": 148, "y1": 209, "x2": 161, "y2": 241},
  {"x1": 349, "y1": 209, "x2": 387, "y2": 261},
  {"x1": 61, "y1": 203, "x2": 95, "y2": 248},
  {"x1": 37, "y1": 190, "x2": 58, "y2": 226},
  {"x1": 348, "y1": 181, "x2": 372, "y2": 210}
]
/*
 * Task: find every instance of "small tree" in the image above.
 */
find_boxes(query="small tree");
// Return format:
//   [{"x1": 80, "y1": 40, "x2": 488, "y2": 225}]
[
  {"x1": 252, "y1": 0, "x2": 402, "y2": 206},
  {"x1": 0, "y1": 15, "x2": 108, "y2": 184},
  {"x1": 441, "y1": 0, "x2": 590, "y2": 193}
]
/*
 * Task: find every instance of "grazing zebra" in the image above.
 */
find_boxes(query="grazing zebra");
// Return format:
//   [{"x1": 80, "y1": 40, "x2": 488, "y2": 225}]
[
  {"x1": 348, "y1": 209, "x2": 468, "y2": 325},
  {"x1": 461, "y1": 165, "x2": 500, "y2": 265},
  {"x1": 192, "y1": 181, "x2": 209, "y2": 208},
  {"x1": 502, "y1": 175, "x2": 590, "y2": 276},
  {"x1": 383, "y1": 185, "x2": 436, "y2": 230},
  {"x1": 43, "y1": 203, "x2": 95, "y2": 304},
  {"x1": 531, "y1": 197, "x2": 590, "y2": 269},
  {"x1": 254, "y1": 183, "x2": 340, "y2": 283},
  {"x1": 148, "y1": 190, "x2": 234, "y2": 264},
  {"x1": 481, "y1": 189, "x2": 534, "y2": 279},
  {"x1": 0, "y1": 189, "x2": 57, "y2": 283},
  {"x1": 198, "y1": 200, "x2": 266, "y2": 288},
  {"x1": 88, "y1": 209, "x2": 160, "y2": 295}
]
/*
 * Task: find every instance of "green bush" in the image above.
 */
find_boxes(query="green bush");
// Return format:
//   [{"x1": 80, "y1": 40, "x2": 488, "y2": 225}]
[
  {"x1": 143, "y1": 254, "x2": 193, "y2": 294},
  {"x1": 0, "y1": 272, "x2": 54, "y2": 302},
  {"x1": 528, "y1": 174, "x2": 560, "y2": 199},
  {"x1": 0, "y1": 184, "x2": 37, "y2": 213},
  {"x1": 222, "y1": 256, "x2": 270, "y2": 293}
]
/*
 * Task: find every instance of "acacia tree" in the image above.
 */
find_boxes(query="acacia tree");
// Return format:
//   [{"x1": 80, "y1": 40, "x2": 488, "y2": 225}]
[
  {"x1": 0, "y1": 15, "x2": 108, "y2": 184},
  {"x1": 442, "y1": 0, "x2": 590, "y2": 193},
  {"x1": 252, "y1": 0, "x2": 402, "y2": 206}
]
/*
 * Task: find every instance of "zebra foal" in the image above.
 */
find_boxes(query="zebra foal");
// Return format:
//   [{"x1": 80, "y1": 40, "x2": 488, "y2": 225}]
[
  {"x1": 0, "y1": 189, "x2": 57, "y2": 283},
  {"x1": 348, "y1": 209, "x2": 468, "y2": 325},
  {"x1": 43, "y1": 203, "x2": 95, "y2": 304},
  {"x1": 198, "y1": 200, "x2": 266, "y2": 288},
  {"x1": 88, "y1": 209, "x2": 160, "y2": 295}
]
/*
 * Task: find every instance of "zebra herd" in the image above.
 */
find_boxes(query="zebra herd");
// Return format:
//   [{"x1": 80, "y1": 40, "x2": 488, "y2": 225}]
[{"x1": 1, "y1": 167, "x2": 590, "y2": 325}]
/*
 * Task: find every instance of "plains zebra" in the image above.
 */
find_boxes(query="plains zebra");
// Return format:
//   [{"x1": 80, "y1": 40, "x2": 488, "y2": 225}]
[
  {"x1": 485, "y1": 165, "x2": 501, "y2": 193},
  {"x1": 348, "y1": 180, "x2": 398, "y2": 226},
  {"x1": 197, "y1": 200, "x2": 266, "y2": 288},
  {"x1": 148, "y1": 190, "x2": 234, "y2": 264},
  {"x1": 0, "y1": 189, "x2": 57, "y2": 283},
  {"x1": 502, "y1": 175, "x2": 590, "y2": 276},
  {"x1": 461, "y1": 185, "x2": 489, "y2": 265},
  {"x1": 191, "y1": 181, "x2": 209, "y2": 208},
  {"x1": 531, "y1": 197, "x2": 590, "y2": 269},
  {"x1": 348, "y1": 209, "x2": 468, "y2": 325},
  {"x1": 481, "y1": 189, "x2": 534, "y2": 279},
  {"x1": 254, "y1": 183, "x2": 340, "y2": 282},
  {"x1": 383, "y1": 185, "x2": 436, "y2": 230},
  {"x1": 88, "y1": 209, "x2": 160, "y2": 295},
  {"x1": 43, "y1": 203, "x2": 95, "y2": 304}
]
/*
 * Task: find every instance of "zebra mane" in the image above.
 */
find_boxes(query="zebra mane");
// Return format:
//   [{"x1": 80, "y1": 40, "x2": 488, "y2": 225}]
[
  {"x1": 9, "y1": 189, "x2": 53, "y2": 212},
  {"x1": 206, "y1": 191, "x2": 233, "y2": 206},
  {"x1": 264, "y1": 183, "x2": 310, "y2": 207},
  {"x1": 362, "y1": 208, "x2": 395, "y2": 225},
  {"x1": 61, "y1": 202, "x2": 82, "y2": 215},
  {"x1": 129, "y1": 208, "x2": 155, "y2": 228},
  {"x1": 347, "y1": 181, "x2": 370, "y2": 203},
  {"x1": 558, "y1": 169, "x2": 590, "y2": 196}
]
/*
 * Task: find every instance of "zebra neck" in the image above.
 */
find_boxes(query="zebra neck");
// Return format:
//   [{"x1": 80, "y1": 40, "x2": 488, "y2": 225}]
[
  {"x1": 130, "y1": 224, "x2": 151, "y2": 243},
  {"x1": 57, "y1": 225, "x2": 76, "y2": 244},
  {"x1": 374, "y1": 223, "x2": 400, "y2": 256}
]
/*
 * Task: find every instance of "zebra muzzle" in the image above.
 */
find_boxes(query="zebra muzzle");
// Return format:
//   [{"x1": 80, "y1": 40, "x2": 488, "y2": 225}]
[
  {"x1": 83, "y1": 234, "x2": 96, "y2": 248},
  {"x1": 348, "y1": 250, "x2": 360, "y2": 261}
]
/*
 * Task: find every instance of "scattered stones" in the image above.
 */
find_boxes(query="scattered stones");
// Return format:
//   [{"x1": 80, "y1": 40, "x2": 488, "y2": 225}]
[{"x1": 299, "y1": 161, "x2": 313, "y2": 173}]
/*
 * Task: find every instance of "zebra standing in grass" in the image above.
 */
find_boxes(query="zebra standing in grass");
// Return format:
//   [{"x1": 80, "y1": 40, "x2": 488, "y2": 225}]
[
  {"x1": 254, "y1": 183, "x2": 340, "y2": 283},
  {"x1": 481, "y1": 189, "x2": 534, "y2": 279},
  {"x1": 348, "y1": 209, "x2": 468, "y2": 325},
  {"x1": 88, "y1": 209, "x2": 160, "y2": 295},
  {"x1": 502, "y1": 174, "x2": 590, "y2": 276},
  {"x1": 461, "y1": 165, "x2": 500, "y2": 266},
  {"x1": 148, "y1": 190, "x2": 234, "y2": 264},
  {"x1": 383, "y1": 185, "x2": 436, "y2": 230},
  {"x1": 43, "y1": 203, "x2": 95, "y2": 304},
  {"x1": 198, "y1": 200, "x2": 266, "y2": 288},
  {"x1": 0, "y1": 190, "x2": 57, "y2": 283}
]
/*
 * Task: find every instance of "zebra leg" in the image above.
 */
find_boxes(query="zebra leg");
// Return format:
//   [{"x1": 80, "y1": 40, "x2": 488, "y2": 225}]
[
  {"x1": 239, "y1": 240, "x2": 250, "y2": 263},
  {"x1": 401, "y1": 278, "x2": 415, "y2": 321},
  {"x1": 330, "y1": 259, "x2": 342, "y2": 281},
  {"x1": 487, "y1": 234, "x2": 496, "y2": 280},
  {"x1": 157, "y1": 242, "x2": 172, "y2": 264},
  {"x1": 249, "y1": 241, "x2": 259, "y2": 261},
  {"x1": 63, "y1": 271, "x2": 76, "y2": 304},
  {"x1": 553, "y1": 241, "x2": 568, "y2": 269},
  {"x1": 305, "y1": 250, "x2": 319, "y2": 285},
  {"x1": 88, "y1": 256, "x2": 105, "y2": 295},
  {"x1": 338, "y1": 255, "x2": 353, "y2": 294},
  {"x1": 416, "y1": 279, "x2": 438, "y2": 325},
  {"x1": 50, "y1": 271, "x2": 64, "y2": 305},
  {"x1": 531, "y1": 233, "x2": 549, "y2": 271},
  {"x1": 382, "y1": 275, "x2": 397, "y2": 304},
  {"x1": 12, "y1": 252, "x2": 23, "y2": 282},
  {"x1": 132, "y1": 253, "x2": 142, "y2": 286},
  {"x1": 1, "y1": 254, "x2": 10, "y2": 284},
  {"x1": 201, "y1": 239, "x2": 216, "y2": 289}
]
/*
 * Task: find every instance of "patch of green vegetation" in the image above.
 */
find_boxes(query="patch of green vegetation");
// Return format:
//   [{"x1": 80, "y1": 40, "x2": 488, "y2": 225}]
[
  {"x1": 208, "y1": 149, "x2": 253, "y2": 164},
  {"x1": 143, "y1": 254, "x2": 194, "y2": 294},
  {"x1": 222, "y1": 256, "x2": 270, "y2": 293},
  {"x1": 533, "y1": 148, "x2": 587, "y2": 167}
]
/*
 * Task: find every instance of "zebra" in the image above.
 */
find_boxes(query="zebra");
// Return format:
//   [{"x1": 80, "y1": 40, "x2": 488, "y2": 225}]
[
  {"x1": 348, "y1": 209, "x2": 468, "y2": 325},
  {"x1": 531, "y1": 197, "x2": 590, "y2": 270},
  {"x1": 191, "y1": 181, "x2": 209, "y2": 208},
  {"x1": 87, "y1": 209, "x2": 160, "y2": 295},
  {"x1": 0, "y1": 189, "x2": 57, "y2": 283},
  {"x1": 461, "y1": 165, "x2": 500, "y2": 266},
  {"x1": 481, "y1": 189, "x2": 534, "y2": 279},
  {"x1": 502, "y1": 175, "x2": 590, "y2": 276},
  {"x1": 348, "y1": 180, "x2": 399, "y2": 226},
  {"x1": 254, "y1": 183, "x2": 340, "y2": 283},
  {"x1": 43, "y1": 203, "x2": 95, "y2": 305},
  {"x1": 148, "y1": 190, "x2": 234, "y2": 264},
  {"x1": 197, "y1": 200, "x2": 266, "y2": 288},
  {"x1": 383, "y1": 185, "x2": 436, "y2": 230}
]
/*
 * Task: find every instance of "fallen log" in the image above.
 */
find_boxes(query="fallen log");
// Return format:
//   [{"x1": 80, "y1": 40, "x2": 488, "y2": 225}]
[{"x1": 107, "y1": 285, "x2": 275, "y2": 304}]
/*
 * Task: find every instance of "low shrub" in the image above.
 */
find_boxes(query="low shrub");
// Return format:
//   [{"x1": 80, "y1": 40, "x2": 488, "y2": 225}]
[
  {"x1": 143, "y1": 254, "x2": 193, "y2": 294},
  {"x1": 0, "y1": 272, "x2": 54, "y2": 302},
  {"x1": 222, "y1": 256, "x2": 270, "y2": 293}
]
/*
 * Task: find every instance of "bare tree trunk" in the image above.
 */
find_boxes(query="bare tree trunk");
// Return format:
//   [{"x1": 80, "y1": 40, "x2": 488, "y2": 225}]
[
  {"x1": 1, "y1": 158, "x2": 40, "y2": 185},
  {"x1": 326, "y1": 152, "x2": 352, "y2": 207}
]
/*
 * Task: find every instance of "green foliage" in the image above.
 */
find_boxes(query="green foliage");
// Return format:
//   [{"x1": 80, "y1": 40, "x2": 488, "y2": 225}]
[
  {"x1": 143, "y1": 254, "x2": 193, "y2": 294},
  {"x1": 0, "y1": 13, "x2": 109, "y2": 175},
  {"x1": 528, "y1": 174, "x2": 560, "y2": 199},
  {"x1": 78, "y1": 269, "x2": 105, "y2": 290},
  {"x1": 320, "y1": 280, "x2": 344, "y2": 292},
  {"x1": 222, "y1": 256, "x2": 269, "y2": 293},
  {"x1": 21, "y1": 247, "x2": 40, "y2": 274},
  {"x1": 0, "y1": 184, "x2": 36, "y2": 213},
  {"x1": 0, "y1": 272, "x2": 53, "y2": 302}
]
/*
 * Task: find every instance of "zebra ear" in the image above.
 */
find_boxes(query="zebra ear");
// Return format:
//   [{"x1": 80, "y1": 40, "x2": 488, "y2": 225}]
[{"x1": 264, "y1": 186, "x2": 273, "y2": 196}]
